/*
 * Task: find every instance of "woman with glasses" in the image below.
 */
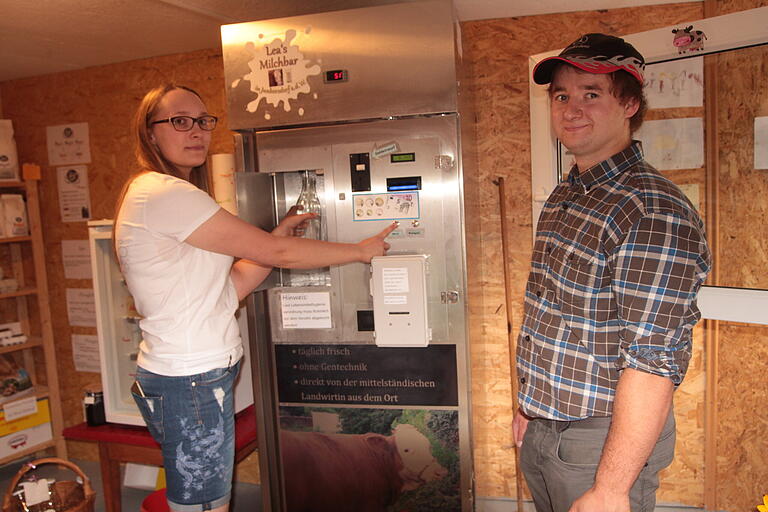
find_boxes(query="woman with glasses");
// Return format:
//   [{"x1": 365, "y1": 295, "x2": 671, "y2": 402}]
[{"x1": 114, "y1": 84, "x2": 395, "y2": 512}]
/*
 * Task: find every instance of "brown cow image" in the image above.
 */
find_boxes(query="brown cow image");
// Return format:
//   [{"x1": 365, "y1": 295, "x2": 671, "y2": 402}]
[{"x1": 281, "y1": 423, "x2": 448, "y2": 512}]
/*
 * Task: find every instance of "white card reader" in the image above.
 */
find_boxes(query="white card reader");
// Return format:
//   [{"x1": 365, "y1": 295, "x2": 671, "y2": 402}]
[{"x1": 370, "y1": 254, "x2": 430, "y2": 347}]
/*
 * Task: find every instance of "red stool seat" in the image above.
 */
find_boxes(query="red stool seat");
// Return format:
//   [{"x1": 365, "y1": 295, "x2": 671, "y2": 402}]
[{"x1": 140, "y1": 488, "x2": 169, "y2": 512}]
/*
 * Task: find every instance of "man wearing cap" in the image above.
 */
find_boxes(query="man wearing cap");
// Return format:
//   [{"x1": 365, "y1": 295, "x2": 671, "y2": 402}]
[{"x1": 513, "y1": 33, "x2": 711, "y2": 512}]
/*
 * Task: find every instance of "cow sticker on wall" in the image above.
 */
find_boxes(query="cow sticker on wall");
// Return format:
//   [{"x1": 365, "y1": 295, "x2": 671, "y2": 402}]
[
  {"x1": 672, "y1": 25, "x2": 707, "y2": 54},
  {"x1": 231, "y1": 27, "x2": 321, "y2": 119}
]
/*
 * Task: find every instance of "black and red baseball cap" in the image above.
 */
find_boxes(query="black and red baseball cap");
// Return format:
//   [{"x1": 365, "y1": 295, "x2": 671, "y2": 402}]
[{"x1": 532, "y1": 33, "x2": 645, "y2": 85}]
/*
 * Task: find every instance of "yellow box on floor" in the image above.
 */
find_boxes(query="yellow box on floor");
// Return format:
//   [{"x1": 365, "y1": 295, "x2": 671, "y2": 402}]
[{"x1": 0, "y1": 398, "x2": 52, "y2": 458}]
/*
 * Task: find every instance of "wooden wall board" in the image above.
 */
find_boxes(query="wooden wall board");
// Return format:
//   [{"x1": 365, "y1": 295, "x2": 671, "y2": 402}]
[
  {"x1": 715, "y1": 322, "x2": 768, "y2": 511},
  {"x1": 645, "y1": 107, "x2": 705, "y2": 120},
  {"x1": 715, "y1": 44, "x2": 768, "y2": 290},
  {"x1": 706, "y1": 3, "x2": 768, "y2": 508},
  {"x1": 657, "y1": 323, "x2": 706, "y2": 507},
  {"x1": 712, "y1": 0, "x2": 768, "y2": 14}
]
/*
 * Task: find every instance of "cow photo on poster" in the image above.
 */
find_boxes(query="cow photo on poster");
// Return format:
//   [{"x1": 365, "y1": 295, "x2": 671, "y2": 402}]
[{"x1": 279, "y1": 406, "x2": 459, "y2": 512}]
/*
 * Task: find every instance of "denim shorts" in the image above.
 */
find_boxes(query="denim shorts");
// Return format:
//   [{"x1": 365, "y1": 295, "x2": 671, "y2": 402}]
[{"x1": 132, "y1": 359, "x2": 241, "y2": 512}]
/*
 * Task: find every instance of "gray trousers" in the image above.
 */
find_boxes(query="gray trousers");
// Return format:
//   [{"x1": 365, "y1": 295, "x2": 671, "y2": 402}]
[{"x1": 519, "y1": 409, "x2": 676, "y2": 512}]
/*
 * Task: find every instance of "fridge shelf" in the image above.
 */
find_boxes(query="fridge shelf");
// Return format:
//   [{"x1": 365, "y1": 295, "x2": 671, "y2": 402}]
[
  {"x1": 0, "y1": 335, "x2": 42, "y2": 354},
  {"x1": 0, "y1": 287, "x2": 36, "y2": 300}
]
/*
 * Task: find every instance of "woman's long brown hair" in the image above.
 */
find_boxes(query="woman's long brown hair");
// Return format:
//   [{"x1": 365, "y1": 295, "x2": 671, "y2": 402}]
[{"x1": 112, "y1": 84, "x2": 212, "y2": 264}]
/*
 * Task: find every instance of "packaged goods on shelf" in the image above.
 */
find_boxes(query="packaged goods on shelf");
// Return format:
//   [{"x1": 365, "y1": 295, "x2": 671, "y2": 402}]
[
  {"x1": 0, "y1": 120, "x2": 20, "y2": 181},
  {"x1": 0, "y1": 354, "x2": 33, "y2": 404},
  {"x1": 0, "y1": 334, "x2": 27, "y2": 347},
  {"x1": 0, "y1": 322, "x2": 25, "y2": 346},
  {"x1": 0, "y1": 278, "x2": 19, "y2": 293},
  {"x1": 0, "y1": 194, "x2": 29, "y2": 237},
  {"x1": 0, "y1": 398, "x2": 51, "y2": 458}
]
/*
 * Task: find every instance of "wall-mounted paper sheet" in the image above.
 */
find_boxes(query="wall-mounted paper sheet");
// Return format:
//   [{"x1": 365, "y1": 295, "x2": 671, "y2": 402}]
[
  {"x1": 72, "y1": 334, "x2": 101, "y2": 373},
  {"x1": 645, "y1": 57, "x2": 704, "y2": 109},
  {"x1": 754, "y1": 116, "x2": 768, "y2": 169},
  {"x1": 62, "y1": 240, "x2": 92, "y2": 279},
  {"x1": 635, "y1": 117, "x2": 704, "y2": 170},
  {"x1": 66, "y1": 288, "x2": 96, "y2": 327},
  {"x1": 47, "y1": 122, "x2": 91, "y2": 165},
  {"x1": 57, "y1": 165, "x2": 92, "y2": 222}
]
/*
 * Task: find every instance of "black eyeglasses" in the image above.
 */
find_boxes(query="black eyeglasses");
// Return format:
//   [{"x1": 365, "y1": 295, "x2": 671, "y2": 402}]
[{"x1": 151, "y1": 115, "x2": 218, "y2": 132}]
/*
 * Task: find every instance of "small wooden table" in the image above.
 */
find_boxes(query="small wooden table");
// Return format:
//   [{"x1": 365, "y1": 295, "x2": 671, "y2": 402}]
[{"x1": 62, "y1": 405, "x2": 257, "y2": 512}]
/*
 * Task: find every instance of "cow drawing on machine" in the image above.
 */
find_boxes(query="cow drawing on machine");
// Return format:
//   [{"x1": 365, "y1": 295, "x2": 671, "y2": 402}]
[
  {"x1": 672, "y1": 25, "x2": 707, "y2": 53},
  {"x1": 281, "y1": 423, "x2": 449, "y2": 512}
]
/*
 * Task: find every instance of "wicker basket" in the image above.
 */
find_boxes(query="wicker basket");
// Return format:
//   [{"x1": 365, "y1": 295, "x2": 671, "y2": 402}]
[{"x1": 1, "y1": 457, "x2": 95, "y2": 512}]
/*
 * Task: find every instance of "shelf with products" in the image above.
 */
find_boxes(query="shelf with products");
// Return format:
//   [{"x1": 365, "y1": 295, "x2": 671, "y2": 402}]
[
  {"x1": 0, "y1": 336, "x2": 42, "y2": 355},
  {"x1": 0, "y1": 168, "x2": 64, "y2": 465}
]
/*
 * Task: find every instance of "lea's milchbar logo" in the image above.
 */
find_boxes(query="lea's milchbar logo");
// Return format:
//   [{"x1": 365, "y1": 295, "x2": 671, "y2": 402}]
[{"x1": 230, "y1": 28, "x2": 321, "y2": 120}]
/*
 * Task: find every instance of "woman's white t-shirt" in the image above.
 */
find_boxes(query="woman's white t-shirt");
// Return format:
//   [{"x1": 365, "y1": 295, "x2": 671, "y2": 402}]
[{"x1": 115, "y1": 172, "x2": 242, "y2": 376}]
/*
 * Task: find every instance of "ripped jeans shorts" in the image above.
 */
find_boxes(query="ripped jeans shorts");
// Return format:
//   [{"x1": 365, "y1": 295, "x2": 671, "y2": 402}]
[{"x1": 132, "y1": 359, "x2": 241, "y2": 512}]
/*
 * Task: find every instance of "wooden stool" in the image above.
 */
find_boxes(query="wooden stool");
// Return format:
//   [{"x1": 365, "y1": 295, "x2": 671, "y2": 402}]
[{"x1": 63, "y1": 405, "x2": 257, "y2": 512}]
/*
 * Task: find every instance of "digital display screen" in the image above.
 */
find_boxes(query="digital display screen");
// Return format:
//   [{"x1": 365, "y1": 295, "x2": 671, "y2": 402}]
[
  {"x1": 390, "y1": 153, "x2": 416, "y2": 163},
  {"x1": 324, "y1": 69, "x2": 348, "y2": 83}
]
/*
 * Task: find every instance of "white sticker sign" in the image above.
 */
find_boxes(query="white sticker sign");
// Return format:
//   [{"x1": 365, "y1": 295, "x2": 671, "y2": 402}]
[
  {"x1": 281, "y1": 292, "x2": 332, "y2": 329},
  {"x1": 382, "y1": 268, "x2": 409, "y2": 294},
  {"x1": 372, "y1": 141, "x2": 400, "y2": 159}
]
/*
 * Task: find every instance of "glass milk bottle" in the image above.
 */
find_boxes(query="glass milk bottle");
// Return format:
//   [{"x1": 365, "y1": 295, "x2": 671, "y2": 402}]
[
  {"x1": 293, "y1": 171, "x2": 330, "y2": 286},
  {"x1": 296, "y1": 171, "x2": 323, "y2": 241}
]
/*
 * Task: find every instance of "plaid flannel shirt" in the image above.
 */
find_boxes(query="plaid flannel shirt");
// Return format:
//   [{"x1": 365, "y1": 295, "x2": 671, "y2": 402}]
[{"x1": 517, "y1": 142, "x2": 711, "y2": 420}]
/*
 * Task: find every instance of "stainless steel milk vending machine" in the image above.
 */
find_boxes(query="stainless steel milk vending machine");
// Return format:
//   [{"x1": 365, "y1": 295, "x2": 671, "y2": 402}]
[{"x1": 221, "y1": 2, "x2": 475, "y2": 510}]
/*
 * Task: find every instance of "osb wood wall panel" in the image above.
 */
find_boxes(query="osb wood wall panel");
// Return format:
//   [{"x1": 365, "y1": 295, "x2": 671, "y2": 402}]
[
  {"x1": 0, "y1": 48, "x2": 262, "y2": 480},
  {"x1": 715, "y1": 44, "x2": 768, "y2": 290},
  {"x1": 716, "y1": 322, "x2": 768, "y2": 511},
  {"x1": 708, "y1": 2, "x2": 768, "y2": 511},
  {"x1": 461, "y1": 1, "x2": 706, "y2": 504},
  {"x1": 712, "y1": 0, "x2": 768, "y2": 14}
]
